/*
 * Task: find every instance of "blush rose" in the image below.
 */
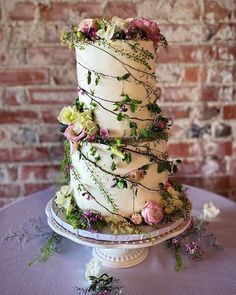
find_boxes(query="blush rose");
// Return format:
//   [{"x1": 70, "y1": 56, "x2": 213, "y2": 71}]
[{"x1": 141, "y1": 201, "x2": 164, "y2": 225}]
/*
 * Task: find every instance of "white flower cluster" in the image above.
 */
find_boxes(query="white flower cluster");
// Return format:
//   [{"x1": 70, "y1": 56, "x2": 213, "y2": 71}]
[
  {"x1": 203, "y1": 202, "x2": 220, "y2": 219},
  {"x1": 55, "y1": 185, "x2": 73, "y2": 214},
  {"x1": 85, "y1": 258, "x2": 101, "y2": 283},
  {"x1": 96, "y1": 17, "x2": 130, "y2": 41}
]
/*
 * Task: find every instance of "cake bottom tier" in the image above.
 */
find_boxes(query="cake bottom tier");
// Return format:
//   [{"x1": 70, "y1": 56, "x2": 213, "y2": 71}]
[{"x1": 70, "y1": 140, "x2": 168, "y2": 218}]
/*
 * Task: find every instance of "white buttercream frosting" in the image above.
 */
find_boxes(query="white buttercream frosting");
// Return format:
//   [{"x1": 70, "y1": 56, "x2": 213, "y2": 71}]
[
  {"x1": 76, "y1": 40, "x2": 157, "y2": 137},
  {"x1": 70, "y1": 40, "x2": 168, "y2": 218}
]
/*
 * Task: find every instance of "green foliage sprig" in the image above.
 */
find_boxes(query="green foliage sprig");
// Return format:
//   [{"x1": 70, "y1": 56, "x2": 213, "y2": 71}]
[{"x1": 75, "y1": 273, "x2": 123, "y2": 295}]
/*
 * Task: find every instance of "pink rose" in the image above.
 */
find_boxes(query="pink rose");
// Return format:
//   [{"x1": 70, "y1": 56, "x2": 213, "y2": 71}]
[
  {"x1": 130, "y1": 17, "x2": 160, "y2": 42},
  {"x1": 130, "y1": 213, "x2": 143, "y2": 225},
  {"x1": 141, "y1": 201, "x2": 163, "y2": 225},
  {"x1": 78, "y1": 19, "x2": 98, "y2": 39},
  {"x1": 64, "y1": 124, "x2": 86, "y2": 142}
]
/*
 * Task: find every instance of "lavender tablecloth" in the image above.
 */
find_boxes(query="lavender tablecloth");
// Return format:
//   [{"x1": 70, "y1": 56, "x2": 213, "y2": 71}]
[{"x1": 0, "y1": 186, "x2": 236, "y2": 295}]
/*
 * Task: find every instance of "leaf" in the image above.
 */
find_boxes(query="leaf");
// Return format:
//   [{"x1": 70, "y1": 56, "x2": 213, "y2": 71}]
[
  {"x1": 157, "y1": 161, "x2": 167, "y2": 173},
  {"x1": 142, "y1": 164, "x2": 150, "y2": 170},
  {"x1": 95, "y1": 74, "x2": 100, "y2": 86},
  {"x1": 123, "y1": 152, "x2": 132, "y2": 164},
  {"x1": 117, "y1": 73, "x2": 130, "y2": 81},
  {"x1": 110, "y1": 146, "x2": 125, "y2": 159},
  {"x1": 147, "y1": 103, "x2": 161, "y2": 114},
  {"x1": 176, "y1": 159, "x2": 182, "y2": 164},
  {"x1": 111, "y1": 162, "x2": 116, "y2": 171},
  {"x1": 87, "y1": 70, "x2": 91, "y2": 85},
  {"x1": 116, "y1": 113, "x2": 123, "y2": 121},
  {"x1": 129, "y1": 121, "x2": 137, "y2": 136},
  {"x1": 121, "y1": 73, "x2": 130, "y2": 80},
  {"x1": 130, "y1": 103, "x2": 137, "y2": 113},
  {"x1": 173, "y1": 164, "x2": 178, "y2": 173}
]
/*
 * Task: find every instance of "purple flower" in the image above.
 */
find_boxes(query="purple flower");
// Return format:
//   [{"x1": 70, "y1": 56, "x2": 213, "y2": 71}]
[
  {"x1": 185, "y1": 241, "x2": 204, "y2": 260},
  {"x1": 130, "y1": 18, "x2": 161, "y2": 42},
  {"x1": 99, "y1": 128, "x2": 109, "y2": 139}
]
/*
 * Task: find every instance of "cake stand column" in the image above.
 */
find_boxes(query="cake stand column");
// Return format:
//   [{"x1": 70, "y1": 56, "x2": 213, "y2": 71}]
[{"x1": 92, "y1": 247, "x2": 149, "y2": 268}]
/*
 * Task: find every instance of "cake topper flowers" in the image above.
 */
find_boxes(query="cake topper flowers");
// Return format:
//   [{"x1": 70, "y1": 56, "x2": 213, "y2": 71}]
[{"x1": 61, "y1": 17, "x2": 167, "y2": 49}]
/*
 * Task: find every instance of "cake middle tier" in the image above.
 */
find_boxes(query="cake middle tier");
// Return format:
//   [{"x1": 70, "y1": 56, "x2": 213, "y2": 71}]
[
  {"x1": 70, "y1": 140, "x2": 168, "y2": 218},
  {"x1": 76, "y1": 40, "x2": 158, "y2": 138}
]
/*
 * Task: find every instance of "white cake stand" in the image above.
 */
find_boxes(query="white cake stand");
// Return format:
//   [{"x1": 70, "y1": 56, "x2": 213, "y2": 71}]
[{"x1": 45, "y1": 199, "x2": 191, "y2": 268}]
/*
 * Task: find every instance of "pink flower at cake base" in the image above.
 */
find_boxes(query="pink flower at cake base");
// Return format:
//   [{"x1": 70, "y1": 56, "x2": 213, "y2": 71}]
[
  {"x1": 130, "y1": 213, "x2": 143, "y2": 225},
  {"x1": 130, "y1": 17, "x2": 160, "y2": 42},
  {"x1": 64, "y1": 124, "x2": 86, "y2": 143},
  {"x1": 141, "y1": 201, "x2": 164, "y2": 225}
]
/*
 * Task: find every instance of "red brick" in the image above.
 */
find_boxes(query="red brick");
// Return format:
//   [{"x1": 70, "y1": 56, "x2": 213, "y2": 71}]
[
  {"x1": 182, "y1": 67, "x2": 199, "y2": 83},
  {"x1": 168, "y1": 142, "x2": 198, "y2": 158},
  {"x1": 162, "y1": 106, "x2": 190, "y2": 119},
  {"x1": 203, "y1": 63, "x2": 236, "y2": 84},
  {"x1": 0, "y1": 149, "x2": 10, "y2": 163},
  {"x1": 0, "y1": 184, "x2": 21, "y2": 198},
  {"x1": 41, "y1": 109, "x2": 61, "y2": 123},
  {"x1": 216, "y1": 45, "x2": 236, "y2": 61},
  {"x1": 5, "y1": 88, "x2": 27, "y2": 105},
  {"x1": 0, "y1": 110, "x2": 39, "y2": 124},
  {"x1": 21, "y1": 164, "x2": 60, "y2": 181},
  {"x1": 104, "y1": 2, "x2": 136, "y2": 18},
  {"x1": 74, "y1": 3, "x2": 103, "y2": 18},
  {"x1": 0, "y1": 147, "x2": 50, "y2": 163},
  {"x1": 23, "y1": 183, "x2": 53, "y2": 196},
  {"x1": 0, "y1": 129, "x2": 6, "y2": 141},
  {"x1": 205, "y1": 141, "x2": 232, "y2": 156},
  {"x1": 223, "y1": 105, "x2": 236, "y2": 119},
  {"x1": 0, "y1": 69, "x2": 49, "y2": 86},
  {"x1": 196, "y1": 105, "x2": 220, "y2": 120},
  {"x1": 177, "y1": 160, "x2": 202, "y2": 175},
  {"x1": 28, "y1": 88, "x2": 76, "y2": 105},
  {"x1": 28, "y1": 47, "x2": 75, "y2": 65},
  {"x1": 159, "y1": 45, "x2": 212, "y2": 63},
  {"x1": 48, "y1": 145, "x2": 64, "y2": 161},
  {"x1": 201, "y1": 86, "x2": 219, "y2": 101},
  {"x1": 0, "y1": 28, "x2": 3, "y2": 42},
  {"x1": 40, "y1": 2, "x2": 102, "y2": 21},
  {"x1": 0, "y1": 166, "x2": 18, "y2": 182},
  {"x1": 204, "y1": 0, "x2": 232, "y2": 22},
  {"x1": 9, "y1": 2, "x2": 36, "y2": 21},
  {"x1": 39, "y1": 125, "x2": 62, "y2": 143},
  {"x1": 162, "y1": 86, "x2": 198, "y2": 102}
]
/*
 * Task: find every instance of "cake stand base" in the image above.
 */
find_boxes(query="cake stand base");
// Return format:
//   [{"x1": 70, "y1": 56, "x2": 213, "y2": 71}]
[{"x1": 93, "y1": 247, "x2": 149, "y2": 268}]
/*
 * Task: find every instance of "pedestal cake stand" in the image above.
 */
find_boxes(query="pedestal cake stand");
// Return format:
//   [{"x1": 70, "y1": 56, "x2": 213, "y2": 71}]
[{"x1": 45, "y1": 199, "x2": 191, "y2": 268}]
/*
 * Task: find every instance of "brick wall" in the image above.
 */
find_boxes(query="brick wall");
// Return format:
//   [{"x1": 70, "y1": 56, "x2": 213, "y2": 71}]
[{"x1": 0, "y1": 0, "x2": 235, "y2": 207}]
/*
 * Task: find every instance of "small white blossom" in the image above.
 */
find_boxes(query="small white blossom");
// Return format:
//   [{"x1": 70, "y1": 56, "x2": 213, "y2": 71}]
[
  {"x1": 85, "y1": 258, "x2": 101, "y2": 283},
  {"x1": 55, "y1": 185, "x2": 73, "y2": 214},
  {"x1": 203, "y1": 202, "x2": 220, "y2": 219}
]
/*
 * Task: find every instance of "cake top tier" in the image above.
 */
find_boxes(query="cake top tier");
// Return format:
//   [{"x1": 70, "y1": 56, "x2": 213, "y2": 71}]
[{"x1": 61, "y1": 17, "x2": 167, "y2": 49}]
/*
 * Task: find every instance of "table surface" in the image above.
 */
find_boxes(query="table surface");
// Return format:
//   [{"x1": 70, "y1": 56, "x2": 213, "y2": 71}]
[{"x1": 0, "y1": 186, "x2": 236, "y2": 295}]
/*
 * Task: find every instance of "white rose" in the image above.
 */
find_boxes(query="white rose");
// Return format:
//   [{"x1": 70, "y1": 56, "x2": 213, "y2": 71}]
[
  {"x1": 85, "y1": 258, "x2": 101, "y2": 283},
  {"x1": 55, "y1": 185, "x2": 73, "y2": 214},
  {"x1": 203, "y1": 202, "x2": 220, "y2": 219},
  {"x1": 96, "y1": 24, "x2": 115, "y2": 41}
]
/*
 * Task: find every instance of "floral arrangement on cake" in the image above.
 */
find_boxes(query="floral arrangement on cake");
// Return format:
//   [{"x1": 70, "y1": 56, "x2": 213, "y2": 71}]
[
  {"x1": 54, "y1": 17, "x2": 191, "y2": 234},
  {"x1": 61, "y1": 16, "x2": 167, "y2": 48}
]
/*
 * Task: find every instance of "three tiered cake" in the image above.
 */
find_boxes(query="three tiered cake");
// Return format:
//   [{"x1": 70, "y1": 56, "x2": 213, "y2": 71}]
[{"x1": 55, "y1": 17, "x2": 190, "y2": 234}]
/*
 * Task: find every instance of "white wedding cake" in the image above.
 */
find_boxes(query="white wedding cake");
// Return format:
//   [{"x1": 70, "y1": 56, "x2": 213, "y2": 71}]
[{"x1": 55, "y1": 17, "x2": 190, "y2": 232}]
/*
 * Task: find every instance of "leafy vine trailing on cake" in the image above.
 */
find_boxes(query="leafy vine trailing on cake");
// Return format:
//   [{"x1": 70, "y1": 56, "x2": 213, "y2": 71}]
[{"x1": 54, "y1": 17, "x2": 191, "y2": 233}]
